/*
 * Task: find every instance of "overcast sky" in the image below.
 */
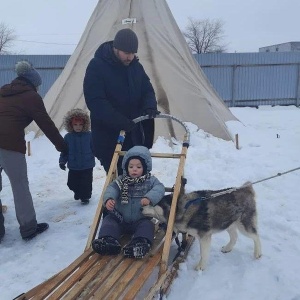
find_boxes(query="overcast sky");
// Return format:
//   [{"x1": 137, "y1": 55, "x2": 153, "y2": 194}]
[{"x1": 2, "y1": 0, "x2": 300, "y2": 55}]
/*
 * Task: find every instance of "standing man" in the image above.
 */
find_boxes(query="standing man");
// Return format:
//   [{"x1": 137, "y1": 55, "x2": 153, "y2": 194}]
[
  {"x1": 83, "y1": 28, "x2": 160, "y2": 174},
  {"x1": 0, "y1": 60, "x2": 68, "y2": 241}
]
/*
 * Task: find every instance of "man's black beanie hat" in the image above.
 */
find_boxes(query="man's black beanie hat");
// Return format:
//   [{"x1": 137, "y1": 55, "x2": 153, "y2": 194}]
[{"x1": 113, "y1": 28, "x2": 138, "y2": 53}]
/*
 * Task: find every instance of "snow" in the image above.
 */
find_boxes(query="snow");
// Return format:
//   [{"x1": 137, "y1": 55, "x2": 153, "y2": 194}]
[{"x1": 1, "y1": 106, "x2": 300, "y2": 300}]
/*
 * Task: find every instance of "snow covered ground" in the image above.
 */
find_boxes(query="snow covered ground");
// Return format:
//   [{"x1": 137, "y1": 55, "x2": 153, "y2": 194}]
[{"x1": 1, "y1": 106, "x2": 300, "y2": 300}]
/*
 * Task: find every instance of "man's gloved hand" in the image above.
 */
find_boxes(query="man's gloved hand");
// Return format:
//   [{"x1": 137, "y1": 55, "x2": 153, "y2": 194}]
[
  {"x1": 143, "y1": 108, "x2": 161, "y2": 119},
  {"x1": 123, "y1": 120, "x2": 136, "y2": 132},
  {"x1": 59, "y1": 163, "x2": 66, "y2": 171}
]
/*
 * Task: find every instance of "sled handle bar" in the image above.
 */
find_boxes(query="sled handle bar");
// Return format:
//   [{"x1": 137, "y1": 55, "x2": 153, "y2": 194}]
[{"x1": 132, "y1": 113, "x2": 190, "y2": 146}]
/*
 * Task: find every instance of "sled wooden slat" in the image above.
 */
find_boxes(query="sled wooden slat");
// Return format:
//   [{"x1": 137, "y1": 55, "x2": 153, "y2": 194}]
[
  {"x1": 123, "y1": 249, "x2": 163, "y2": 300},
  {"x1": 15, "y1": 227, "x2": 168, "y2": 300},
  {"x1": 19, "y1": 249, "x2": 94, "y2": 300},
  {"x1": 160, "y1": 146, "x2": 187, "y2": 274},
  {"x1": 91, "y1": 225, "x2": 166, "y2": 299},
  {"x1": 104, "y1": 259, "x2": 145, "y2": 300},
  {"x1": 91, "y1": 259, "x2": 137, "y2": 298},
  {"x1": 119, "y1": 150, "x2": 184, "y2": 159},
  {"x1": 62, "y1": 255, "x2": 112, "y2": 300},
  {"x1": 46, "y1": 254, "x2": 100, "y2": 300},
  {"x1": 77, "y1": 254, "x2": 125, "y2": 299}
]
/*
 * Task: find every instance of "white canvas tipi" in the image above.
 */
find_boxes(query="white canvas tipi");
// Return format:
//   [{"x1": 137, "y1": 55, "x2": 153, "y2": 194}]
[{"x1": 34, "y1": 0, "x2": 238, "y2": 141}]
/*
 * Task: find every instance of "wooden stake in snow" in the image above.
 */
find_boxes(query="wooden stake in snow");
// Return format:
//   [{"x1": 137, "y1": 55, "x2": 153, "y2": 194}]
[
  {"x1": 27, "y1": 141, "x2": 31, "y2": 156},
  {"x1": 235, "y1": 134, "x2": 239, "y2": 150}
]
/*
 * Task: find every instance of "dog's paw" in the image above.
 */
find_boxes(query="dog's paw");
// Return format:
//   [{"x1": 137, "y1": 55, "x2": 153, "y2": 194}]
[
  {"x1": 254, "y1": 252, "x2": 262, "y2": 259},
  {"x1": 221, "y1": 245, "x2": 233, "y2": 253},
  {"x1": 195, "y1": 262, "x2": 206, "y2": 271}
]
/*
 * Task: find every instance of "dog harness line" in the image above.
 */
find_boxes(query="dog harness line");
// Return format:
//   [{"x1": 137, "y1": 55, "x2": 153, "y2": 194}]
[{"x1": 184, "y1": 197, "x2": 205, "y2": 209}]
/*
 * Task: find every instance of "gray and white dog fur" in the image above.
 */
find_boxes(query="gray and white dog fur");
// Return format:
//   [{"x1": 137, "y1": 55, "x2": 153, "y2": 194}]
[{"x1": 142, "y1": 181, "x2": 262, "y2": 270}]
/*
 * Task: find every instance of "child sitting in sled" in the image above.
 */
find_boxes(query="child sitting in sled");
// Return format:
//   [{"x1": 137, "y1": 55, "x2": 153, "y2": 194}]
[{"x1": 92, "y1": 146, "x2": 165, "y2": 258}]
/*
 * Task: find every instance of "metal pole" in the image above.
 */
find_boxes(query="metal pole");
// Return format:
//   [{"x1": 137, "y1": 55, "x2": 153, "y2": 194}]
[{"x1": 231, "y1": 65, "x2": 237, "y2": 107}]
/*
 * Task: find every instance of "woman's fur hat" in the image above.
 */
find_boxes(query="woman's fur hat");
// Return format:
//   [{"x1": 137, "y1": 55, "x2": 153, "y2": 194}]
[{"x1": 63, "y1": 108, "x2": 90, "y2": 133}]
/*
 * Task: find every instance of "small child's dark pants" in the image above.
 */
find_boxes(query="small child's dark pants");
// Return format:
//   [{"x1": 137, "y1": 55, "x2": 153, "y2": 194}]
[
  {"x1": 67, "y1": 168, "x2": 93, "y2": 200},
  {"x1": 98, "y1": 214, "x2": 154, "y2": 244}
]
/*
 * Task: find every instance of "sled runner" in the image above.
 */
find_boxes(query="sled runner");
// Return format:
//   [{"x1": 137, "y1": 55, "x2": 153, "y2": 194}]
[{"x1": 14, "y1": 114, "x2": 194, "y2": 300}]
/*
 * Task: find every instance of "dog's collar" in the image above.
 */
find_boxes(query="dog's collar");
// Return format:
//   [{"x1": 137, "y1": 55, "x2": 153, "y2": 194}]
[{"x1": 184, "y1": 197, "x2": 205, "y2": 209}]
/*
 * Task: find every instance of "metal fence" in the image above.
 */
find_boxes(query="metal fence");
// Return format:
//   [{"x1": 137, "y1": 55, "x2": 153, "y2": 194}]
[
  {"x1": 194, "y1": 52, "x2": 300, "y2": 107},
  {"x1": 2, "y1": 53, "x2": 300, "y2": 107},
  {"x1": 0, "y1": 55, "x2": 70, "y2": 98}
]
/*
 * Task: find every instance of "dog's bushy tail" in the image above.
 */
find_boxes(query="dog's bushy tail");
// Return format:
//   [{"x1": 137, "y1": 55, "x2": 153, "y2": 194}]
[{"x1": 240, "y1": 181, "x2": 256, "y2": 199}]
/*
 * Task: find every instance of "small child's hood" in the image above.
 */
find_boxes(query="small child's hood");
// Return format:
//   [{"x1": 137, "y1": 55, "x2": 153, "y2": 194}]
[
  {"x1": 122, "y1": 146, "x2": 152, "y2": 174},
  {"x1": 63, "y1": 108, "x2": 90, "y2": 133}
]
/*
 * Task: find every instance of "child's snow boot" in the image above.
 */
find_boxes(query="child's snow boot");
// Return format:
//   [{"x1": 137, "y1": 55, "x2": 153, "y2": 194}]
[
  {"x1": 123, "y1": 237, "x2": 151, "y2": 258},
  {"x1": 92, "y1": 236, "x2": 121, "y2": 255},
  {"x1": 81, "y1": 199, "x2": 90, "y2": 205}
]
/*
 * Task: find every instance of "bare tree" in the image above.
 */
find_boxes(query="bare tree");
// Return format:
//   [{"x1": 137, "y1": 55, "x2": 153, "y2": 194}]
[
  {"x1": 183, "y1": 18, "x2": 227, "y2": 53},
  {"x1": 0, "y1": 22, "x2": 16, "y2": 55}
]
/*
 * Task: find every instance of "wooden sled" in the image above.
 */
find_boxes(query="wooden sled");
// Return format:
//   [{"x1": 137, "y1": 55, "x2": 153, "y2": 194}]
[{"x1": 14, "y1": 114, "x2": 194, "y2": 300}]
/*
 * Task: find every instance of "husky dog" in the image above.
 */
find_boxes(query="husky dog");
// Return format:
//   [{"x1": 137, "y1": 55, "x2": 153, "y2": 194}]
[{"x1": 142, "y1": 182, "x2": 262, "y2": 270}]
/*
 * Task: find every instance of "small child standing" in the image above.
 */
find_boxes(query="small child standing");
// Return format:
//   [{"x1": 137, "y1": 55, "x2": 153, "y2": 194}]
[
  {"x1": 92, "y1": 145, "x2": 165, "y2": 258},
  {"x1": 59, "y1": 109, "x2": 95, "y2": 205}
]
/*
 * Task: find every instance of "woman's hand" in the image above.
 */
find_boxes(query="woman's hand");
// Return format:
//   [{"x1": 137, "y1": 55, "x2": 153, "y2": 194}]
[
  {"x1": 141, "y1": 197, "x2": 150, "y2": 206},
  {"x1": 105, "y1": 199, "x2": 115, "y2": 211}
]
